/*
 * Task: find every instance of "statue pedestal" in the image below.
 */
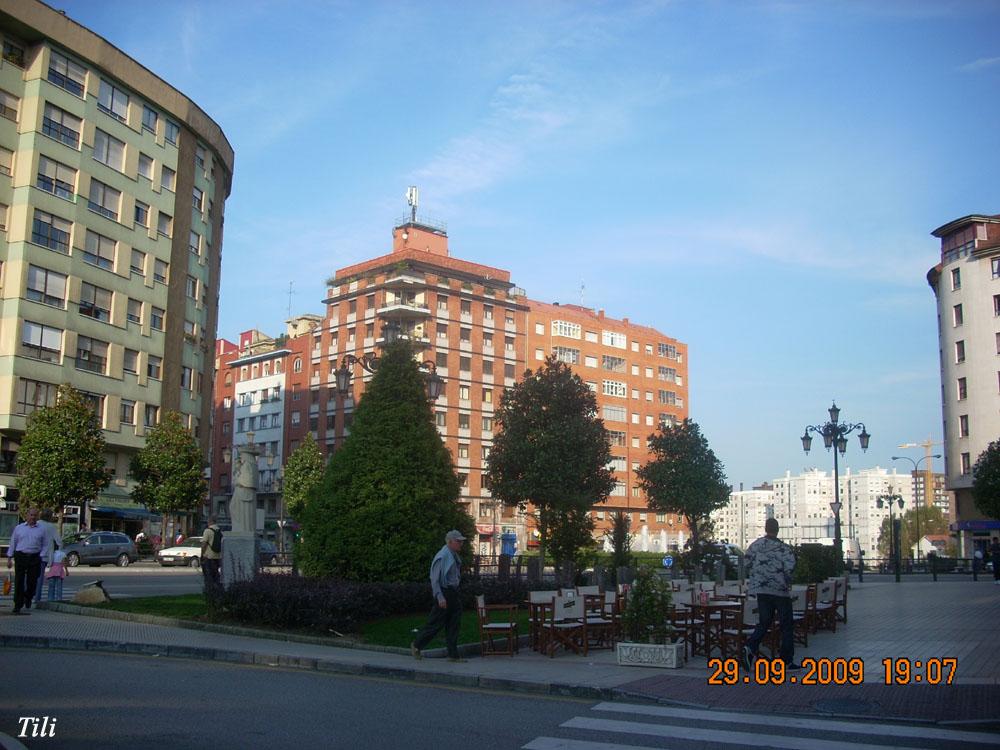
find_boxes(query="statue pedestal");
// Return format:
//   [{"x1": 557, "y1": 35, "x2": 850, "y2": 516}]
[{"x1": 222, "y1": 533, "x2": 258, "y2": 588}]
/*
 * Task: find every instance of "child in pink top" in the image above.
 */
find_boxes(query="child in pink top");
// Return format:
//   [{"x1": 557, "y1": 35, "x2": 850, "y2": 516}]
[{"x1": 46, "y1": 549, "x2": 68, "y2": 601}]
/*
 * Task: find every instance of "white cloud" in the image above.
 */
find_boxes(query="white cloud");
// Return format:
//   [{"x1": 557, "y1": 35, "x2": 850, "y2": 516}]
[{"x1": 958, "y1": 56, "x2": 1000, "y2": 73}]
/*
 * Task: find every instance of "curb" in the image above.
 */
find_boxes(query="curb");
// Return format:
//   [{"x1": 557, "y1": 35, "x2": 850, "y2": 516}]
[{"x1": 1, "y1": 634, "x2": 615, "y2": 701}]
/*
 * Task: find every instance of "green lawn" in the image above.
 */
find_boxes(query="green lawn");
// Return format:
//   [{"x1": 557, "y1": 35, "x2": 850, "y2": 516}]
[
  {"x1": 360, "y1": 608, "x2": 529, "y2": 648},
  {"x1": 93, "y1": 594, "x2": 208, "y2": 620}
]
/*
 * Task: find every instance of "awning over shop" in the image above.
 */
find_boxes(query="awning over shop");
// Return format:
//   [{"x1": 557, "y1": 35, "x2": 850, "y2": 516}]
[
  {"x1": 90, "y1": 505, "x2": 161, "y2": 520},
  {"x1": 476, "y1": 524, "x2": 496, "y2": 536}
]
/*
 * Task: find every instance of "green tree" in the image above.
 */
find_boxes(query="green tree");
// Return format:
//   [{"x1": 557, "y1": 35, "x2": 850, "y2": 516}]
[
  {"x1": 486, "y1": 355, "x2": 615, "y2": 569},
  {"x1": 16, "y1": 384, "x2": 110, "y2": 529},
  {"x1": 298, "y1": 340, "x2": 473, "y2": 582},
  {"x1": 282, "y1": 432, "x2": 324, "y2": 521},
  {"x1": 636, "y1": 419, "x2": 729, "y2": 570},
  {"x1": 877, "y1": 505, "x2": 949, "y2": 558},
  {"x1": 605, "y1": 510, "x2": 633, "y2": 578},
  {"x1": 546, "y1": 507, "x2": 598, "y2": 585},
  {"x1": 130, "y1": 412, "x2": 206, "y2": 537},
  {"x1": 972, "y1": 439, "x2": 1000, "y2": 520}
]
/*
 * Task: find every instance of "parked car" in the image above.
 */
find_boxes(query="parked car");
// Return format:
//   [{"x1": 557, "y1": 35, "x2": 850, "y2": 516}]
[
  {"x1": 155, "y1": 536, "x2": 204, "y2": 567},
  {"x1": 259, "y1": 540, "x2": 278, "y2": 566},
  {"x1": 61, "y1": 531, "x2": 138, "y2": 568}
]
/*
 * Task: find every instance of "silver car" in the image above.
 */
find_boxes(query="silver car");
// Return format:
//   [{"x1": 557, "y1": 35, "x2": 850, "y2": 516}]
[{"x1": 61, "y1": 531, "x2": 138, "y2": 567}]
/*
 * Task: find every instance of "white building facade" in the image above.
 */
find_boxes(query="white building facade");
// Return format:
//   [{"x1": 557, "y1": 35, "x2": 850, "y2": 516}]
[
  {"x1": 712, "y1": 486, "x2": 774, "y2": 550},
  {"x1": 928, "y1": 213, "x2": 1000, "y2": 556}
]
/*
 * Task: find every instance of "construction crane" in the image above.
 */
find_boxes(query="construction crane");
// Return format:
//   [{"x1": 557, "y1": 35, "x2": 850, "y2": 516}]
[{"x1": 895, "y1": 438, "x2": 944, "y2": 509}]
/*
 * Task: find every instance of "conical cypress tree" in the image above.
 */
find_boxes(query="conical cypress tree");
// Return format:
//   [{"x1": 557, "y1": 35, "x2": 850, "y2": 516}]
[{"x1": 298, "y1": 339, "x2": 473, "y2": 581}]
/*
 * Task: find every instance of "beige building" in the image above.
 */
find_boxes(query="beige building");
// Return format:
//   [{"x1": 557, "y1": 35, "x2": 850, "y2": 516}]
[{"x1": 0, "y1": 0, "x2": 233, "y2": 539}]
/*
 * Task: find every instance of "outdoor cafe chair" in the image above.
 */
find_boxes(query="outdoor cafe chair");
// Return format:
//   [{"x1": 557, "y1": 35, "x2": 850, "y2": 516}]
[
  {"x1": 791, "y1": 584, "x2": 813, "y2": 648},
  {"x1": 720, "y1": 599, "x2": 757, "y2": 659},
  {"x1": 815, "y1": 580, "x2": 837, "y2": 633},
  {"x1": 828, "y1": 575, "x2": 849, "y2": 623},
  {"x1": 543, "y1": 594, "x2": 587, "y2": 657},
  {"x1": 475, "y1": 595, "x2": 519, "y2": 656},
  {"x1": 527, "y1": 590, "x2": 559, "y2": 652}
]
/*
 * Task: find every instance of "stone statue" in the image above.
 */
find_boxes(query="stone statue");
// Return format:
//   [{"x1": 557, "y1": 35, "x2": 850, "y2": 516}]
[{"x1": 229, "y1": 445, "x2": 258, "y2": 534}]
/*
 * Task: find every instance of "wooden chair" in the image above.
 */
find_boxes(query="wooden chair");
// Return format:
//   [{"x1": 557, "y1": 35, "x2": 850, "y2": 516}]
[
  {"x1": 815, "y1": 580, "x2": 837, "y2": 632},
  {"x1": 668, "y1": 604, "x2": 700, "y2": 657},
  {"x1": 829, "y1": 576, "x2": 848, "y2": 623},
  {"x1": 791, "y1": 584, "x2": 813, "y2": 648},
  {"x1": 576, "y1": 585, "x2": 601, "y2": 596},
  {"x1": 720, "y1": 599, "x2": 756, "y2": 658},
  {"x1": 717, "y1": 582, "x2": 741, "y2": 599},
  {"x1": 543, "y1": 594, "x2": 587, "y2": 657},
  {"x1": 475, "y1": 595, "x2": 519, "y2": 656},
  {"x1": 583, "y1": 593, "x2": 616, "y2": 650},
  {"x1": 527, "y1": 590, "x2": 559, "y2": 652}
]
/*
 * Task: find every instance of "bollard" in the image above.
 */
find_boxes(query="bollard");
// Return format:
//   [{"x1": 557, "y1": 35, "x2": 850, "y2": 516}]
[
  {"x1": 858, "y1": 551, "x2": 864, "y2": 584},
  {"x1": 929, "y1": 552, "x2": 938, "y2": 582}
]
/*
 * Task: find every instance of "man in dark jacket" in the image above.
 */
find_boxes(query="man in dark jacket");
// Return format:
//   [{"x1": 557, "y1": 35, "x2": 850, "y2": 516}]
[{"x1": 742, "y1": 518, "x2": 800, "y2": 673}]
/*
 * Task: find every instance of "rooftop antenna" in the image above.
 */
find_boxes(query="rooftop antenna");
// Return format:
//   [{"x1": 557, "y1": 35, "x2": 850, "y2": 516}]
[
  {"x1": 287, "y1": 281, "x2": 294, "y2": 319},
  {"x1": 580, "y1": 279, "x2": 585, "y2": 306},
  {"x1": 406, "y1": 186, "x2": 419, "y2": 223}
]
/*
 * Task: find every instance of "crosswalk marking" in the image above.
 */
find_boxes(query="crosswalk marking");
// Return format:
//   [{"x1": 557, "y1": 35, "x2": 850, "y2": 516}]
[
  {"x1": 591, "y1": 701, "x2": 1000, "y2": 745},
  {"x1": 561, "y1": 716, "x2": 933, "y2": 750},
  {"x1": 524, "y1": 739, "x2": 661, "y2": 750}
]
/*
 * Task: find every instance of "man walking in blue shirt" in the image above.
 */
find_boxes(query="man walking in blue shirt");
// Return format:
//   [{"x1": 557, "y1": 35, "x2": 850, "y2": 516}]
[
  {"x1": 411, "y1": 530, "x2": 467, "y2": 662},
  {"x1": 6, "y1": 507, "x2": 47, "y2": 614}
]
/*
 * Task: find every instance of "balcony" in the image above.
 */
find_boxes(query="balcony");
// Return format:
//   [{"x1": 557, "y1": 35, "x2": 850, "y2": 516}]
[{"x1": 377, "y1": 299, "x2": 431, "y2": 317}]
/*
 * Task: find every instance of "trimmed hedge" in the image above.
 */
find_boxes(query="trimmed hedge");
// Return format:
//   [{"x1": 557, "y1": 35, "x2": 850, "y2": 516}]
[
  {"x1": 207, "y1": 573, "x2": 555, "y2": 635},
  {"x1": 793, "y1": 543, "x2": 842, "y2": 583}
]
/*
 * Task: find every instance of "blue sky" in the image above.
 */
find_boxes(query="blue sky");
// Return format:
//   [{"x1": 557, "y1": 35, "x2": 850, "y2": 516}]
[{"x1": 60, "y1": 0, "x2": 1000, "y2": 488}]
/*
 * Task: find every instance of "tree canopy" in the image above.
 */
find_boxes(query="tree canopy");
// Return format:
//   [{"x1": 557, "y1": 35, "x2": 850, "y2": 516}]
[
  {"x1": 972, "y1": 439, "x2": 1000, "y2": 520},
  {"x1": 486, "y1": 355, "x2": 615, "y2": 565},
  {"x1": 298, "y1": 339, "x2": 473, "y2": 582},
  {"x1": 130, "y1": 411, "x2": 206, "y2": 528},
  {"x1": 282, "y1": 432, "x2": 324, "y2": 521},
  {"x1": 636, "y1": 419, "x2": 729, "y2": 562},
  {"x1": 877, "y1": 504, "x2": 950, "y2": 558},
  {"x1": 16, "y1": 384, "x2": 110, "y2": 521}
]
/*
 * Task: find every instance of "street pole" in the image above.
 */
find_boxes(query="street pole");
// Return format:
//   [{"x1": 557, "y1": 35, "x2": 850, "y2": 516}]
[{"x1": 832, "y1": 444, "x2": 842, "y2": 560}]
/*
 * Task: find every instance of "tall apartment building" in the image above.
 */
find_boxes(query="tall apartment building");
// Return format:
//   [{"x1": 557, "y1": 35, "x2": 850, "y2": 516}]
[
  {"x1": 908, "y1": 470, "x2": 951, "y2": 520},
  {"x1": 771, "y1": 467, "x2": 914, "y2": 560},
  {"x1": 210, "y1": 219, "x2": 688, "y2": 554},
  {"x1": 927, "y1": 213, "x2": 1000, "y2": 556},
  {"x1": 711, "y1": 483, "x2": 774, "y2": 550},
  {"x1": 0, "y1": 0, "x2": 233, "y2": 540}
]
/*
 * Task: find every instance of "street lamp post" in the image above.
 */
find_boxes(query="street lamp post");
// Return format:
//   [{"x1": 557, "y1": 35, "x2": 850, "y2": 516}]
[
  {"x1": 801, "y1": 402, "x2": 871, "y2": 563},
  {"x1": 890, "y1": 454, "x2": 941, "y2": 562},
  {"x1": 877, "y1": 490, "x2": 904, "y2": 583},
  {"x1": 333, "y1": 321, "x2": 444, "y2": 401}
]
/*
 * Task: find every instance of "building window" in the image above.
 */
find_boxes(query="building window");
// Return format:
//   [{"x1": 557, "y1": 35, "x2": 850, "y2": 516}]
[
  {"x1": 42, "y1": 103, "x2": 81, "y2": 147},
  {"x1": 134, "y1": 200, "x2": 150, "y2": 227},
  {"x1": 293, "y1": 358, "x2": 302, "y2": 373},
  {"x1": 953, "y1": 304, "x2": 963, "y2": 327},
  {"x1": 458, "y1": 413, "x2": 470, "y2": 429},
  {"x1": 552, "y1": 320, "x2": 581, "y2": 339},
  {"x1": 482, "y1": 359, "x2": 493, "y2": 375},
  {"x1": 482, "y1": 415, "x2": 493, "y2": 431},
  {"x1": 98, "y1": 80, "x2": 129, "y2": 121},
  {"x1": 602, "y1": 330, "x2": 627, "y2": 349},
  {"x1": 960, "y1": 452, "x2": 971, "y2": 475},
  {"x1": 87, "y1": 179, "x2": 120, "y2": 221},
  {"x1": 126, "y1": 298, "x2": 142, "y2": 324},
  {"x1": 602, "y1": 355, "x2": 626, "y2": 373},
  {"x1": 160, "y1": 165, "x2": 175, "y2": 191},
  {"x1": 555, "y1": 346, "x2": 579, "y2": 364},
  {"x1": 460, "y1": 356, "x2": 471, "y2": 372},
  {"x1": 186, "y1": 275, "x2": 198, "y2": 299},
  {"x1": 602, "y1": 380, "x2": 627, "y2": 398},
  {"x1": 994, "y1": 294, "x2": 1000, "y2": 317},
  {"x1": 460, "y1": 327, "x2": 471, "y2": 343},
  {"x1": 123, "y1": 348, "x2": 138, "y2": 374},
  {"x1": 535, "y1": 348, "x2": 544, "y2": 361},
  {"x1": 151, "y1": 307, "x2": 165, "y2": 330},
  {"x1": 79, "y1": 282, "x2": 112, "y2": 322},
  {"x1": 17, "y1": 378, "x2": 58, "y2": 415},
  {"x1": 195, "y1": 144, "x2": 207, "y2": 170},
  {"x1": 147, "y1": 354, "x2": 162, "y2": 379},
  {"x1": 21, "y1": 321, "x2": 62, "y2": 362},
  {"x1": 957, "y1": 377, "x2": 967, "y2": 400},
  {"x1": 31, "y1": 209, "x2": 71, "y2": 253},
  {"x1": 602, "y1": 405, "x2": 626, "y2": 422},
  {"x1": 138, "y1": 153, "x2": 153, "y2": 179},
  {"x1": 0, "y1": 146, "x2": 10, "y2": 175},
  {"x1": 291, "y1": 411, "x2": 301, "y2": 426},
  {"x1": 457, "y1": 444, "x2": 469, "y2": 459},
  {"x1": 658, "y1": 342, "x2": 677, "y2": 359},
  {"x1": 142, "y1": 105, "x2": 158, "y2": 133},
  {"x1": 75, "y1": 335, "x2": 108, "y2": 374},
  {"x1": 84, "y1": 230, "x2": 116, "y2": 270},
  {"x1": 93, "y1": 129, "x2": 125, "y2": 171},
  {"x1": 26, "y1": 265, "x2": 66, "y2": 307},
  {"x1": 483, "y1": 305, "x2": 493, "y2": 320},
  {"x1": 950, "y1": 268, "x2": 961, "y2": 290},
  {"x1": 435, "y1": 411, "x2": 447, "y2": 427},
  {"x1": 144, "y1": 404, "x2": 160, "y2": 428},
  {"x1": 608, "y1": 430, "x2": 626, "y2": 447},
  {"x1": 181, "y1": 366, "x2": 193, "y2": 390},
  {"x1": 48, "y1": 51, "x2": 86, "y2": 96},
  {"x1": 192, "y1": 187, "x2": 203, "y2": 211},
  {"x1": 459, "y1": 384, "x2": 470, "y2": 400},
  {"x1": 0, "y1": 89, "x2": 17, "y2": 124},
  {"x1": 151, "y1": 259, "x2": 167, "y2": 284},
  {"x1": 165, "y1": 120, "x2": 180, "y2": 145},
  {"x1": 157, "y1": 212, "x2": 172, "y2": 237},
  {"x1": 658, "y1": 390, "x2": 677, "y2": 405},
  {"x1": 120, "y1": 399, "x2": 135, "y2": 425},
  {"x1": 955, "y1": 340, "x2": 965, "y2": 364},
  {"x1": 437, "y1": 294, "x2": 449, "y2": 311},
  {"x1": 482, "y1": 387, "x2": 493, "y2": 404},
  {"x1": 959, "y1": 414, "x2": 969, "y2": 438},
  {"x1": 504, "y1": 363, "x2": 515, "y2": 378},
  {"x1": 36, "y1": 156, "x2": 76, "y2": 199}
]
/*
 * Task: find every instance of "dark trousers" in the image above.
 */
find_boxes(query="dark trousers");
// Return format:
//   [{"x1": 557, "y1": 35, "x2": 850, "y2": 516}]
[
  {"x1": 994, "y1": 560, "x2": 1000, "y2": 582},
  {"x1": 745, "y1": 593, "x2": 794, "y2": 665},
  {"x1": 12, "y1": 552, "x2": 42, "y2": 612},
  {"x1": 202, "y1": 558, "x2": 221, "y2": 592},
  {"x1": 413, "y1": 588, "x2": 462, "y2": 658}
]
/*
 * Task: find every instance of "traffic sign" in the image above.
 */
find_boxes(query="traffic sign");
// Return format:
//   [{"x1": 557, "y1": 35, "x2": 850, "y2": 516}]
[{"x1": 662, "y1": 555, "x2": 673, "y2": 568}]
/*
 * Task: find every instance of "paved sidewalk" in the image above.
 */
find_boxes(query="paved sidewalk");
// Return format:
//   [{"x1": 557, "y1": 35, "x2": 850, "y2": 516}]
[{"x1": 2, "y1": 579, "x2": 998, "y2": 726}]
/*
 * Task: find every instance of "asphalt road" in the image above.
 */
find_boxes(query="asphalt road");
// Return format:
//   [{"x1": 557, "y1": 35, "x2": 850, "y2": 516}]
[
  {"x1": 39, "y1": 562, "x2": 206, "y2": 599},
  {"x1": 2, "y1": 651, "x2": 991, "y2": 750}
]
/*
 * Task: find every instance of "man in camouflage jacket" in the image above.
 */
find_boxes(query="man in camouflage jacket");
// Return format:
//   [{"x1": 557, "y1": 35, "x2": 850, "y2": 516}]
[{"x1": 742, "y1": 517, "x2": 800, "y2": 672}]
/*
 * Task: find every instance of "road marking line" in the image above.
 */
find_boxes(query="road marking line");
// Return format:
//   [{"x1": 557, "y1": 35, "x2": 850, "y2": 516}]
[
  {"x1": 591, "y1": 702, "x2": 1000, "y2": 744},
  {"x1": 524, "y1": 738, "x2": 661, "y2": 750},
  {"x1": 562, "y1": 716, "x2": 930, "y2": 750}
]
